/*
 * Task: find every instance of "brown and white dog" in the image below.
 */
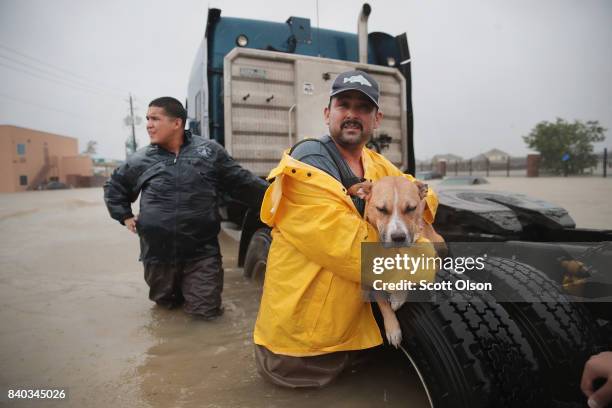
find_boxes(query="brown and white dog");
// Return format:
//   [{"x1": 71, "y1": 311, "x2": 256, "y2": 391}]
[{"x1": 349, "y1": 176, "x2": 446, "y2": 348}]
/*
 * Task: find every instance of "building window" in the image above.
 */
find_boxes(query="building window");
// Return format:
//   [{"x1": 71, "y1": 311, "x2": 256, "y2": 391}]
[
  {"x1": 19, "y1": 175, "x2": 28, "y2": 186},
  {"x1": 17, "y1": 143, "x2": 26, "y2": 156}
]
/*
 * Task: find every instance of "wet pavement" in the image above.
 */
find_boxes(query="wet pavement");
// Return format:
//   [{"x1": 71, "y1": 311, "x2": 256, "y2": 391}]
[{"x1": 0, "y1": 188, "x2": 429, "y2": 407}]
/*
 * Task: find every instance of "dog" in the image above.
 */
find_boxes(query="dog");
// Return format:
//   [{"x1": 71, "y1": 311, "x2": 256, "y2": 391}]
[{"x1": 348, "y1": 176, "x2": 446, "y2": 348}]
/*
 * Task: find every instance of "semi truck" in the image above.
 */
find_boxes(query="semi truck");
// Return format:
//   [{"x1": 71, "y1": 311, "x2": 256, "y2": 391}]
[{"x1": 186, "y1": 5, "x2": 611, "y2": 407}]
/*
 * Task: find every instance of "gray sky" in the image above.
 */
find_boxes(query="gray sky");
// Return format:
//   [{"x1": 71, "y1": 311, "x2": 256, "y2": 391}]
[{"x1": 1, "y1": 0, "x2": 610, "y2": 161}]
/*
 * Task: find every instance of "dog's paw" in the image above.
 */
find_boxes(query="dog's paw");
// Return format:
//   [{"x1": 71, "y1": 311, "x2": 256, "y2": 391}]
[
  {"x1": 386, "y1": 328, "x2": 403, "y2": 348},
  {"x1": 347, "y1": 181, "x2": 372, "y2": 199},
  {"x1": 384, "y1": 315, "x2": 403, "y2": 348}
]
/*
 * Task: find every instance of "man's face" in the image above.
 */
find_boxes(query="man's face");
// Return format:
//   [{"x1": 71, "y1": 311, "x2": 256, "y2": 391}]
[
  {"x1": 324, "y1": 90, "x2": 383, "y2": 148},
  {"x1": 146, "y1": 106, "x2": 182, "y2": 145}
]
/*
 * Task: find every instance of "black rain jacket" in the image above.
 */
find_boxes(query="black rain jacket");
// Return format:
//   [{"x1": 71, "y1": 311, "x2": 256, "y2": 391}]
[{"x1": 103, "y1": 131, "x2": 268, "y2": 263}]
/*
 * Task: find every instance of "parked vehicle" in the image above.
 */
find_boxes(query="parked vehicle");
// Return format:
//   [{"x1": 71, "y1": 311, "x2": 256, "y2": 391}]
[
  {"x1": 43, "y1": 181, "x2": 69, "y2": 190},
  {"x1": 438, "y1": 175, "x2": 488, "y2": 185},
  {"x1": 415, "y1": 170, "x2": 443, "y2": 180}
]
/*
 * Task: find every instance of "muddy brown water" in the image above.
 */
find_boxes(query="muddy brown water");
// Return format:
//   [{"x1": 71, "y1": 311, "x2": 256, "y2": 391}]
[
  {"x1": 1, "y1": 177, "x2": 610, "y2": 406},
  {"x1": 0, "y1": 188, "x2": 429, "y2": 407}
]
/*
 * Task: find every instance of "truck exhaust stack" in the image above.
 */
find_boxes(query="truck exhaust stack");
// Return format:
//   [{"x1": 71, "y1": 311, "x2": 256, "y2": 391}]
[{"x1": 358, "y1": 3, "x2": 371, "y2": 63}]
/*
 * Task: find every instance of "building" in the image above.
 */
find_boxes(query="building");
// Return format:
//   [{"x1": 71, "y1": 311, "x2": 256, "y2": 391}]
[
  {"x1": 472, "y1": 148, "x2": 511, "y2": 163},
  {"x1": 0, "y1": 125, "x2": 93, "y2": 192},
  {"x1": 431, "y1": 153, "x2": 463, "y2": 164}
]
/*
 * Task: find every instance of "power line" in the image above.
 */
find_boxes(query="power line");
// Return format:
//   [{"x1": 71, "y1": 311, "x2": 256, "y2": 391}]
[
  {"x1": 0, "y1": 42, "x2": 128, "y2": 95},
  {"x1": 0, "y1": 60, "x2": 117, "y2": 99},
  {"x1": 0, "y1": 60, "x2": 123, "y2": 99},
  {"x1": 0, "y1": 91, "x2": 90, "y2": 120},
  {"x1": 0, "y1": 52, "x2": 124, "y2": 98}
]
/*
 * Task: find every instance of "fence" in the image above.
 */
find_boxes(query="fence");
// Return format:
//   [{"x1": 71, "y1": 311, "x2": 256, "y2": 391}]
[
  {"x1": 418, "y1": 156, "x2": 529, "y2": 177},
  {"x1": 589, "y1": 150, "x2": 610, "y2": 177},
  {"x1": 417, "y1": 149, "x2": 609, "y2": 178}
]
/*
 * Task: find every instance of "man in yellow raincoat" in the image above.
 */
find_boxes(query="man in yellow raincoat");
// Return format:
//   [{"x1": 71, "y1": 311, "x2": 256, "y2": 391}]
[{"x1": 253, "y1": 70, "x2": 438, "y2": 388}]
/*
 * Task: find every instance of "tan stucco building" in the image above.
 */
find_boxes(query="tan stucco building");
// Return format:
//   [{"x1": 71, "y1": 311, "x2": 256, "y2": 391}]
[{"x1": 0, "y1": 125, "x2": 93, "y2": 192}]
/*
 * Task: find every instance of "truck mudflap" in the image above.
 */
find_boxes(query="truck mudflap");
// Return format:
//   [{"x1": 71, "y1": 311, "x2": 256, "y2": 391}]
[{"x1": 434, "y1": 189, "x2": 576, "y2": 239}]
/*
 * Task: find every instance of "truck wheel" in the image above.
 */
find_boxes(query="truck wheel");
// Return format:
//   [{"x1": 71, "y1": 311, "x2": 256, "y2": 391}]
[
  {"x1": 393, "y1": 268, "x2": 540, "y2": 408},
  {"x1": 465, "y1": 257, "x2": 605, "y2": 403},
  {"x1": 243, "y1": 227, "x2": 271, "y2": 286}
]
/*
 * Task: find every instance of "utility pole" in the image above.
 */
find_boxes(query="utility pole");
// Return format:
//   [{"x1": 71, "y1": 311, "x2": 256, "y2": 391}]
[
  {"x1": 129, "y1": 94, "x2": 136, "y2": 153},
  {"x1": 124, "y1": 93, "x2": 141, "y2": 159}
]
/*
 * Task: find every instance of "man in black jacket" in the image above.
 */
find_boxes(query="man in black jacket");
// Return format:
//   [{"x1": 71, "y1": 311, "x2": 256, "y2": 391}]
[{"x1": 104, "y1": 97, "x2": 267, "y2": 319}]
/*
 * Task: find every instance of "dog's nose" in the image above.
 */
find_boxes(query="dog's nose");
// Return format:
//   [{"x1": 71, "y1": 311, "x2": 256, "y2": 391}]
[{"x1": 390, "y1": 232, "x2": 407, "y2": 243}]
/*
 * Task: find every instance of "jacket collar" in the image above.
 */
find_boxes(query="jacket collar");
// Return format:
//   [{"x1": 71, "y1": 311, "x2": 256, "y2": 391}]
[
  {"x1": 147, "y1": 130, "x2": 192, "y2": 156},
  {"x1": 182, "y1": 130, "x2": 192, "y2": 145}
]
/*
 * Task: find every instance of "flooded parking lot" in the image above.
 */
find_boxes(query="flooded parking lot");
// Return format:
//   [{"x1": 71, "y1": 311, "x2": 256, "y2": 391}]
[{"x1": 0, "y1": 176, "x2": 610, "y2": 407}]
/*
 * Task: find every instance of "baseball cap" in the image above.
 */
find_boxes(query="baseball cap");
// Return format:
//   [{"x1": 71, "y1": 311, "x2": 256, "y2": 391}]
[{"x1": 330, "y1": 70, "x2": 379, "y2": 108}]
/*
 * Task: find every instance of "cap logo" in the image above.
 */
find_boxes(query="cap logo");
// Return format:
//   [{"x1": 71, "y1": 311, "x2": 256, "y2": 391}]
[{"x1": 343, "y1": 75, "x2": 372, "y2": 87}]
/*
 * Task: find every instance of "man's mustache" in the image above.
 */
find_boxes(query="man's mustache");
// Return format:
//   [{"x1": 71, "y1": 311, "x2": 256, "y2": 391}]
[{"x1": 341, "y1": 120, "x2": 363, "y2": 130}]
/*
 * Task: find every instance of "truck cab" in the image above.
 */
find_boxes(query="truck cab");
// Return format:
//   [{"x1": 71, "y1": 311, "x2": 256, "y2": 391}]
[
  {"x1": 187, "y1": 5, "x2": 415, "y2": 172},
  {"x1": 187, "y1": 4, "x2": 416, "y2": 266}
]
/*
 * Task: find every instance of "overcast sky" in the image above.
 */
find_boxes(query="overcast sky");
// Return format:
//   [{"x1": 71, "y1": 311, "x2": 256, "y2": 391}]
[{"x1": 0, "y1": 0, "x2": 610, "y2": 161}]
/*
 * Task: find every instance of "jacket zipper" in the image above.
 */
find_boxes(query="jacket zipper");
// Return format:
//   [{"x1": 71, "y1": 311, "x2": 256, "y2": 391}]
[{"x1": 173, "y1": 151, "x2": 180, "y2": 264}]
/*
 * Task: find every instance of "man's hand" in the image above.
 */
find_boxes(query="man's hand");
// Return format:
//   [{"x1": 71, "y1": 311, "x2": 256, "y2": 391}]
[
  {"x1": 124, "y1": 216, "x2": 138, "y2": 234},
  {"x1": 581, "y1": 351, "x2": 612, "y2": 408}
]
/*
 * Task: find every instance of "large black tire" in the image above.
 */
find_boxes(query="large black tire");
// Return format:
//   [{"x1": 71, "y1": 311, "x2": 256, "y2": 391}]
[
  {"x1": 243, "y1": 227, "x2": 271, "y2": 286},
  {"x1": 394, "y1": 268, "x2": 540, "y2": 408},
  {"x1": 464, "y1": 257, "x2": 605, "y2": 404}
]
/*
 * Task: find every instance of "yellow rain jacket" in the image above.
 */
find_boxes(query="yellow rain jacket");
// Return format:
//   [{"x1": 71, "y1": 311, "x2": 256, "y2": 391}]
[{"x1": 253, "y1": 147, "x2": 438, "y2": 356}]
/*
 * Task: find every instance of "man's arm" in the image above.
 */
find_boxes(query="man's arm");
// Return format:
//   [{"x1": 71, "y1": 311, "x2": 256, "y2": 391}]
[
  {"x1": 103, "y1": 162, "x2": 138, "y2": 227},
  {"x1": 273, "y1": 139, "x2": 373, "y2": 283},
  {"x1": 274, "y1": 178, "x2": 377, "y2": 283},
  {"x1": 214, "y1": 145, "x2": 269, "y2": 209}
]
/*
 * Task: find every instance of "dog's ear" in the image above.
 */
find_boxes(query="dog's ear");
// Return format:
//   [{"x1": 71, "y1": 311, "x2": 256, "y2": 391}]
[
  {"x1": 414, "y1": 180, "x2": 428, "y2": 200},
  {"x1": 417, "y1": 198, "x2": 426, "y2": 227},
  {"x1": 347, "y1": 181, "x2": 372, "y2": 200}
]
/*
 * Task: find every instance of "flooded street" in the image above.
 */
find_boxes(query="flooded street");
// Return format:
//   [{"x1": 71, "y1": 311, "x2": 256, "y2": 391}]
[
  {"x1": 0, "y1": 177, "x2": 610, "y2": 406},
  {"x1": 0, "y1": 188, "x2": 428, "y2": 407}
]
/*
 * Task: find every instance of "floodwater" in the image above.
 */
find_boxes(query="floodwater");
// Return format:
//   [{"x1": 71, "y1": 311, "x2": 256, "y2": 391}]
[
  {"x1": 0, "y1": 176, "x2": 610, "y2": 407},
  {"x1": 0, "y1": 188, "x2": 428, "y2": 407}
]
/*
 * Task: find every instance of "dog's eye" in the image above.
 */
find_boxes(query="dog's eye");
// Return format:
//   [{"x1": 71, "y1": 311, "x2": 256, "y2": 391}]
[
  {"x1": 376, "y1": 206, "x2": 389, "y2": 215},
  {"x1": 404, "y1": 205, "x2": 417, "y2": 214}
]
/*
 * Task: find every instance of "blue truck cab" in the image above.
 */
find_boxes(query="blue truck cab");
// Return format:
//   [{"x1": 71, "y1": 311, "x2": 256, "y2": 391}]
[
  {"x1": 187, "y1": 4, "x2": 416, "y2": 172},
  {"x1": 186, "y1": 4, "x2": 416, "y2": 267}
]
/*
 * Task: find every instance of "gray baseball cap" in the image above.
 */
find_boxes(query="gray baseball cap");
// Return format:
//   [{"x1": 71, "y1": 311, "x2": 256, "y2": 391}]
[{"x1": 330, "y1": 70, "x2": 379, "y2": 108}]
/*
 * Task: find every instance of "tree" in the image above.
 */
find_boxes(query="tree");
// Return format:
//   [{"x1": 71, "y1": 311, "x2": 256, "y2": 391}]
[
  {"x1": 523, "y1": 119, "x2": 606, "y2": 175},
  {"x1": 83, "y1": 140, "x2": 98, "y2": 155}
]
